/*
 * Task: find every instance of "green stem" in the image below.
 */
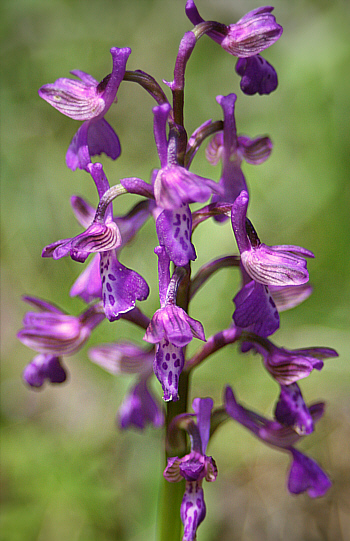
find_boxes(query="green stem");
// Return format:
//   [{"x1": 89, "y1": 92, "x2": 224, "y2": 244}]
[{"x1": 157, "y1": 267, "x2": 191, "y2": 541}]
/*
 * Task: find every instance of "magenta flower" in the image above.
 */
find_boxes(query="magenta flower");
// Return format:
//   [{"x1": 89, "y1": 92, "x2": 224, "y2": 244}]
[
  {"x1": 225, "y1": 386, "x2": 331, "y2": 497},
  {"x1": 39, "y1": 47, "x2": 131, "y2": 170},
  {"x1": 185, "y1": 1, "x2": 281, "y2": 95},
  {"x1": 231, "y1": 191, "x2": 315, "y2": 286},
  {"x1": 164, "y1": 398, "x2": 217, "y2": 540},
  {"x1": 274, "y1": 383, "x2": 314, "y2": 436}
]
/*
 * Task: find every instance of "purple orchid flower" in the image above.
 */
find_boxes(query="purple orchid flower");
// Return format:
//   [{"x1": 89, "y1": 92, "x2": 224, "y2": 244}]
[
  {"x1": 164, "y1": 398, "x2": 217, "y2": 540},
  {"x1": 68, "y1": 168, "x2": 151, "y2": 318},
  {"x1": 221, "y1": 7, "x2": 283, "y2": 58},
  {"x1": 153, "y1": 104, "x2": 197, "y2": 265},
  {"x1": 231, "y1": 191, "x2": 315, "y2": 286},
  {"x1": 207, "y1": 94, "x2": 272, "y2": 222},
  {"x1": 225, "y1": 386, "x2": 331, "y2": 497},
  {"x1": 18, "y1": 297, "x2": 104, "y2": 388},
  {"x1": 143, "y1": 247, "x2": 205, "y2": 401},
  {"x1": 247, "y1": 336, "x2": 338, "y2": 385},
  {"x1": 185, "y1": 1, "x2": 281, "y2": 95},
  {"x1": 152, "y1": 103, "x2": 221, "y2": 211},
  {"x1": 18, "y1": 296, "x2": 104, "y2": 356},
  {"x1": 89, "y1": 341, "x2": 164, "y2": 430},
  {"x1": 39, "y1": 47, "x2": 131, "y2": 171},
  {"x1": 22, "y1": 354, "x2": 67, "y2": 389}
]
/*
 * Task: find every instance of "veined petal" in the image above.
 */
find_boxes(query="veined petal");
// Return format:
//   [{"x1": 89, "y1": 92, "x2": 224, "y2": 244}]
[
  {"x1": 233, "y1": 280, "x2": 279, "y2": 337},
  {"x1": 238, "y1": 135, "x2": 273, "y2": 164},
  {"x1": 39, "y1": 78, "x2": 105, "y2": 120},
  {"x1": 241, "y1": 243, "x2": 311, "y2": 286},
  {"x1": 222, "y1": 7, "x2": 283, "y2": 57}
]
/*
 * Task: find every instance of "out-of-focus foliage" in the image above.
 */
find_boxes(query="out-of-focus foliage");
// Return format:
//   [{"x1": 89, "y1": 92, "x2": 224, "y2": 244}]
[{"x1": 1, "y1": 0, "x2": 350, "y2": 539}]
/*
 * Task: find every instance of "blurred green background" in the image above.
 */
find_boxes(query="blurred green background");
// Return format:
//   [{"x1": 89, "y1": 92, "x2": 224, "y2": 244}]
[{"x1": 1, "y1": 0, "x2": 350, "y2": 539}]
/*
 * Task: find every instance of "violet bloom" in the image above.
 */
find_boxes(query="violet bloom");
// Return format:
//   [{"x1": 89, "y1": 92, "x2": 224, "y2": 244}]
[
  {"x1": 185, "y1": 1, "x2": 281, "y2": 95},
  {"x1": 89, "y1": 341, "x2": 164, "y2": 430},
  {"x1": 225, "y1": 386, "x2": 331, "y2": 497},
  {"x1": 39, "y1": 47, "x2": 131, "y2": 171},
  {"x1": 221, "y1": 7, "x2": 283, "y2": 58},
  {"x1": 18, "y1": 297, "x2": 104, "y2": 388},
  {"x1": 164, "y1": 398, "x2": 217, "y2": 540},
  {"x1": 67, "y1": 165, "x2": 150, "y2": 318},
  {"x1": 207, "y1": 93, "x2": 272, "y2": 221},
  {"x1": 143, "y1": 247, "x2": 205, "y2": 401},
  {"x1": 23, "y1": 354, "x2": 67, "y2": 389},
  {"x1": 231, "y1": 191, "x2": 315, "y2": 286},
  {"x1": 248, "y1": 336, "x2": 338, "y2": 386}
]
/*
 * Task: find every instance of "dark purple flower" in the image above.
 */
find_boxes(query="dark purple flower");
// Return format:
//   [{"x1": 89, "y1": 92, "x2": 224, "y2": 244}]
[
  {"x1": 186, "y1": 2, "x2": 282, "y2": 58},
  {"x1": 23, "y1": 354, "x2": 67, "y2": 388},
  {"x1": 143, "y1": 247, "x2": 205, "y2": 400},
  {"x1": 221, "y1": 7, "x2": 283, "y2": 58},
  {"x1": 225, "y1": 386, "x2": 331, "y2": 497},
  {"x1": 69, "y1": 176, "x2": 151, "y2": 315},
  {"x1": 118, "y1": 378, "x2": 164, "y2": 430},
  {"x1": 18, "y1": 297, "x2": 104, "y2": 356},
  {"x1": 39, "y1": 47, "x2": 131, "y2": 170},
  {"x1": 231, "y1": 191, "x2": 314, "y2": 286},
  {"x1": 164, "y1": 398, "x2": 217, "y2": 539},
  {"x1": 235, "y1": 55, "x2": 278, "y2": 95}
]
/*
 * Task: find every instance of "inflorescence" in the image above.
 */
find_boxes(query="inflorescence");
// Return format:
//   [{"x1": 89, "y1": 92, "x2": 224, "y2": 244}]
[{"x1": 18, "y1": 2, "x2": 337, "y2": 539}]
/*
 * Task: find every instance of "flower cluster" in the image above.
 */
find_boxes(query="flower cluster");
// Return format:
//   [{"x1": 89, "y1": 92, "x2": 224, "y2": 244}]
[{"x1": 18, "y1": 2, "x2": 337, "y2": 539}]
